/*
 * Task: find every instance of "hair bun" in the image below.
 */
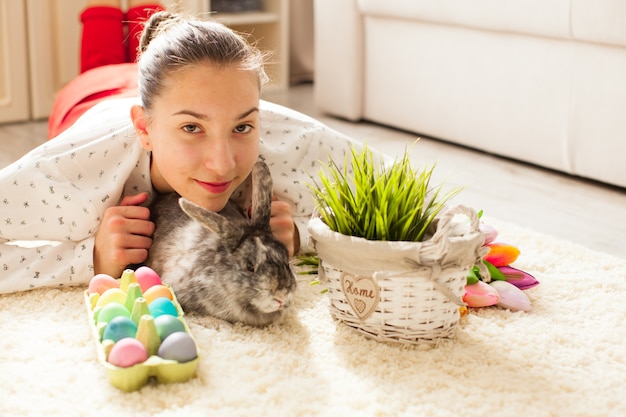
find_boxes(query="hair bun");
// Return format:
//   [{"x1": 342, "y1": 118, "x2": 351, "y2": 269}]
[{"x1": 139, "y1": 11, "x2": 181, "y2": 54}]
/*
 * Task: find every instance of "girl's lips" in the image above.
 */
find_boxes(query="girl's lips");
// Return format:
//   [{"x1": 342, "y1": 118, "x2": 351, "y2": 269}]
[{"x1": 195, "y1": 179, "x2": 232, "y2": 194}]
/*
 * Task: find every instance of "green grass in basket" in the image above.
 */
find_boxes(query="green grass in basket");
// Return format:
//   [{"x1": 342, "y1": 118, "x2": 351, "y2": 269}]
[{"x1": 309, "y1": 143, "x2": 462, "y2": 242}]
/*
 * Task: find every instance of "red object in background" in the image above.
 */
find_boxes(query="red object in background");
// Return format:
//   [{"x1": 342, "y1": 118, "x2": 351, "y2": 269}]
[{"x1": 48, "y1": 4, "x2": 163, "y2": 139}]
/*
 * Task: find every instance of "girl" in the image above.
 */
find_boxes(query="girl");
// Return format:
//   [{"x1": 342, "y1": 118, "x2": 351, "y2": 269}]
[{"x1": 0, "y1": 1, "x2": 359, "y2": 293}]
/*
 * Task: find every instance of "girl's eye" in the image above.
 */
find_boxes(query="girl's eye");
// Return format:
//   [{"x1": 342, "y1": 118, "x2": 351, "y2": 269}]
[
  {"x1": 182, "y1": 124, "x2": 202, "y2": 134},
  {"x1": 234, "y1": 124, "x2": 252, "y2": 134}
]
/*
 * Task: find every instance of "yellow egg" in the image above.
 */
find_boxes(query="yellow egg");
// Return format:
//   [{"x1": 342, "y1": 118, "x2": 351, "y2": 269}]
[
  {"x1": 143, "y1": 284, "x2": 173, "y2": 305},
  {"x1": 96, "y1": 288, "x2": 127, "y2": 308}
]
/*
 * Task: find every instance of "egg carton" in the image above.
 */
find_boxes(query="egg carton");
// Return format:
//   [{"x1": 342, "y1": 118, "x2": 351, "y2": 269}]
[{"x1": 84, "y1": 270, "x2": 200, "y2": 392}]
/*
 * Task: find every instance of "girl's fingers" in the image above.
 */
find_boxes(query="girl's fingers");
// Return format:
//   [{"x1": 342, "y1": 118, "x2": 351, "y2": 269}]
[{"x1": 119, "y1": 192, "x2": 149, "y2": 207}]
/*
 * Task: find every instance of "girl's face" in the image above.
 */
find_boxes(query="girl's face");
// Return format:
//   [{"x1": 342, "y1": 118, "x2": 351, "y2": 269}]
[{"x1": 132, "y1": 62, "x2": 260, "y2": 212}]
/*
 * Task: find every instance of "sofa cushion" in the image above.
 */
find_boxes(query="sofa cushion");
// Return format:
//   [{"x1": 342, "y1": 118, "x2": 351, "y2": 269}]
[
  {"x1": 358, "y1": 0, "x2": 571, "y2": 41},
  {"x1": 361, "y1": 18, "x2": 574, "y2": 175},
  {"x1": 571, "y1": 0, "x2": 626, "y2": 47},
  {"x1": 359, "y1": 0, "x2": 626, "y2": 48}
]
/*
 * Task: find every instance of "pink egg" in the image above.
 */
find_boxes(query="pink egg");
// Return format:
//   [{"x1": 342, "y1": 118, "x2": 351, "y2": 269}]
[
  {"x1": 107, "y1": 338, "x2": 148, "y2": 368},
  {"x1": 88, "y1": 274, "x2": 119, "y2": 295},
  {"x1": 134, "y1": 266, "x2": 162, "y2": 293}
]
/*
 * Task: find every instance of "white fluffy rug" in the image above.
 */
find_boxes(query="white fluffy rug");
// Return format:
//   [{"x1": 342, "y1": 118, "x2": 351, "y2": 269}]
[{"x1": 1, "y1": 217, "x2": 625, "y2": 417}]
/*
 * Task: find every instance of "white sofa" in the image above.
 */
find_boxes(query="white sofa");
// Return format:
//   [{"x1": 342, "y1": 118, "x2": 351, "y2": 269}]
[{"x1": 313, "y1": 0, "x2": 626, "y2": 189}]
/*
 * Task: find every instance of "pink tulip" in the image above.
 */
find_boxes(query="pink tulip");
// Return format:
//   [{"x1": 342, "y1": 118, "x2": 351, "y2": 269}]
[
  {"x1": 463, "y1": 281, "x2": 500, "y2": 307},
  {"x1": 490, "y1": 281, "x2": 532, "y2": 312}
]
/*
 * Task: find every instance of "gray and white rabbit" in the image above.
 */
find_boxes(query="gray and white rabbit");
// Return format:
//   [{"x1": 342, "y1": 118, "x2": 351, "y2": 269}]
[{"x1": 147, "y1": 160, "x2": 297, "y2": 327}]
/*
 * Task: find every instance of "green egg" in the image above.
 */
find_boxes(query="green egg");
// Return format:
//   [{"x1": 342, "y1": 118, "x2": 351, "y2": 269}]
[
  {"x1": 97, "y1": 302, "x2": 131, "y2": 324},
  {"x1": 154, "y1": 315, "x2": 186, "y2": 341}
]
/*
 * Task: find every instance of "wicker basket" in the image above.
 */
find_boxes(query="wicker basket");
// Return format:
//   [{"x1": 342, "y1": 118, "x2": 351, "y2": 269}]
[{"x1": 308, "y1": 205, "x2": 487, "y2": 345}]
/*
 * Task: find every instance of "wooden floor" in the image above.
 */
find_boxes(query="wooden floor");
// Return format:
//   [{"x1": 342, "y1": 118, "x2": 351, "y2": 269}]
[{"x1": 2, "y1": 83, "x2": 625, "y2": 259}]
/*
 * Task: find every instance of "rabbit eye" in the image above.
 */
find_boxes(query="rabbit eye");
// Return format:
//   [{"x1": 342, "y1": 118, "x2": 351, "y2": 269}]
[{"x1": 246, "y1": 261, "x2": 255, "y2": 272}]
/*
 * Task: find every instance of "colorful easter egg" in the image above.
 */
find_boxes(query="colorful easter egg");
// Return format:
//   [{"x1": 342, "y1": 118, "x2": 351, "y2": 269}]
[
  {"x1": 143, "y1": 285, "x2": 173, "y2": 305},
  {"x1": 96, "y1": 288, "x2": 127, "y2": 308},
  {"x1": 108, "y1": 338, "x2": 148, "y2": 368},
  {"x1": 97, "y1": 302, "x2": 131, "y2": 324},
  {"x1": 135, "y1": 266, "x2": 162, "y2": 293},
  {"x1": 154, "y1": 315, "x2": 186, "y2": 341},
  {"x1": 103, "y1": 316, "x2": 138, "y2": 343},
  {"x1": 158, "y1": 332, "x2": 197, "y2": 363},
  {"x1": 88, "y1": 274, "x2": 119, "y2": 295},
  {"x1": 149, "y1": 297, "x2": 179, "y2": 318}
]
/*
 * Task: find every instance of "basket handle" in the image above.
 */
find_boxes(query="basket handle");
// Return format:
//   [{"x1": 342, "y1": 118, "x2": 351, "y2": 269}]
[
  {"x1": 430, "y1": 205, "x2": 480, "y2": 244},
  {"x1": 415, "y1": 205, "x2": 485, "y2": 278}
]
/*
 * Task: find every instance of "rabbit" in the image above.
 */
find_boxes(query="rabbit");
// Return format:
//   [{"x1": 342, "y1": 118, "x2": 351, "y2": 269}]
[{"x1": 146, "y1": 160, "x2": 297, "y2": 327}]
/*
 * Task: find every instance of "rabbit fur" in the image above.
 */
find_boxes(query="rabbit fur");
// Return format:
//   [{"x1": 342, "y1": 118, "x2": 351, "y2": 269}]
[{"x1": 147, "y1": 160, "x2": 297, "y2": 327}]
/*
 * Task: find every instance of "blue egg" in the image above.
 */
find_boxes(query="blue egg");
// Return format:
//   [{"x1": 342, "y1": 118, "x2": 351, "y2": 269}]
[
  {"x1": 148, "y1": 297, "x2": 179, "y2": 318},
  {"x1": 102, "y1": 316, "x2": 138, "y2": 342},
  {"x1": 158, "y1": 332, "x2": 198, "y2": 363}
]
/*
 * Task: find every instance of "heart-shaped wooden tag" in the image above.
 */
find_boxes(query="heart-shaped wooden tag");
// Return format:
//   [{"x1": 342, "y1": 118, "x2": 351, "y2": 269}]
[{"x1": 340, "y1": 272, "x2": 380, "y2": 321}]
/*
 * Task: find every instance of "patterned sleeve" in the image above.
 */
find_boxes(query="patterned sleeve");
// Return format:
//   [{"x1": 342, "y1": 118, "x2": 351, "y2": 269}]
[
  {"x1": 0, "y1": 238, "x2": 95, "y2": 293},
  {"x1": 0, "y1": 98, "x2": 149, "y2": 293}
]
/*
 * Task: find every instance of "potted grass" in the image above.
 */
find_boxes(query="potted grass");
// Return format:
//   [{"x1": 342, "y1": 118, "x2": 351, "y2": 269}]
[{"x1": 307, "y1": 144, "x2": 487, "y2": 345}]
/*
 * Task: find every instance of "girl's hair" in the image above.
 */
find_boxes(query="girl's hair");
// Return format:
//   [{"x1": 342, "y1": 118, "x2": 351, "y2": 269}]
[{"x1": 137, "y1": 11, "x2": 269, "y2": 111}]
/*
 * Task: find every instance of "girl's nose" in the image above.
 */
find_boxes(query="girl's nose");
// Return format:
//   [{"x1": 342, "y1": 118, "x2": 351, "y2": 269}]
[{"x1": 205, "y1": 135, "x2": 236, "y2": 176}]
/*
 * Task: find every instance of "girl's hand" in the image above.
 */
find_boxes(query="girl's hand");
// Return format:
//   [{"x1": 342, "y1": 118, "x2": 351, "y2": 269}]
[
  {"x1": 93, "y1": 192, "x2": 155, "y2": 278},
  {"x1": 270, "y1": 197, "x2": 300, "y2": 256}
]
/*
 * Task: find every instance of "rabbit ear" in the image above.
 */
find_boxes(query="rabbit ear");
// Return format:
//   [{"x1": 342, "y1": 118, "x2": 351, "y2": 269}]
[
  {"x1": 178, "y1": 198, "x2": 242, "y2": 246},
  {"x1": 250, "y1": 160, "x2": 273, "y2": 228}
]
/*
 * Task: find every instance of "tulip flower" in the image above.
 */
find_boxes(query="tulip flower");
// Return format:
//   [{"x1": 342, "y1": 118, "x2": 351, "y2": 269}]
[
  {"x1": 490, "y1": 281, "x2": 532, "y2": 312},
  {"x1": 463, "y1": 281, "x2": 499, "y2": 307},
  {"x1": 484, "y1": 243, "x2": 520, "y2": 267},
  {"x1": 497, "y1": 265, "x2": 539, "y2": 290},
  {"x1": 463, "y1": 216, "x2": 538, "y2": 312}
]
